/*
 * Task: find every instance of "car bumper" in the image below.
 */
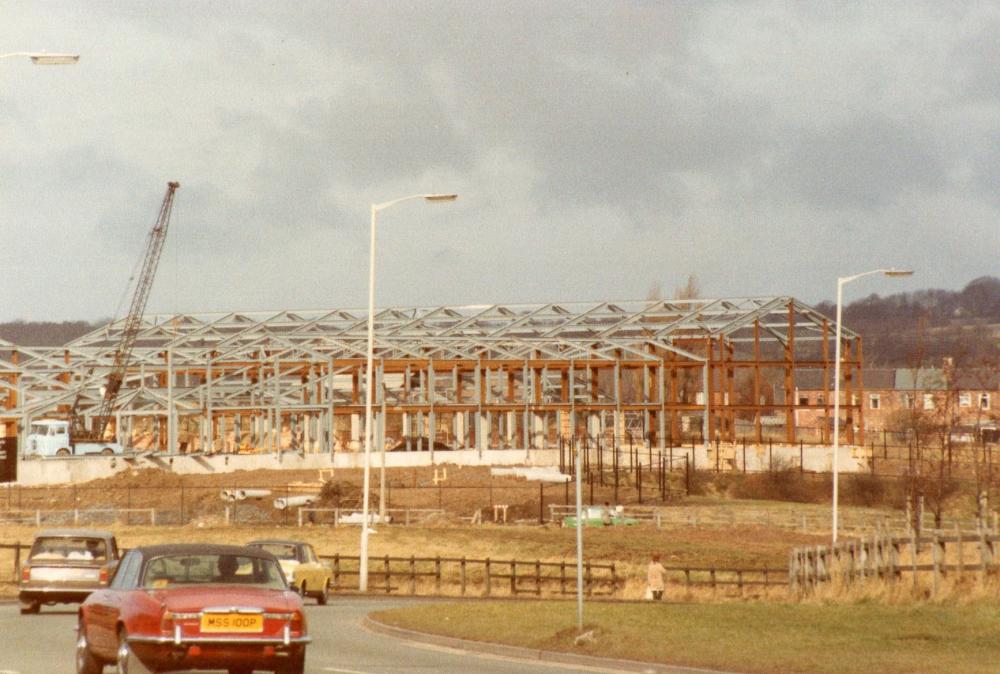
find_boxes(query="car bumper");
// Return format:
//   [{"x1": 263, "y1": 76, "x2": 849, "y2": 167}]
[
  {"x1": 129, "y1": 640, "x2": 307, "y2": 672},
  {"x1": 129, "y1": 635, "x2": 311, "y2": 645},
  {"x1": 19, "y1": 587, "x2": 96, "y2": 603}
]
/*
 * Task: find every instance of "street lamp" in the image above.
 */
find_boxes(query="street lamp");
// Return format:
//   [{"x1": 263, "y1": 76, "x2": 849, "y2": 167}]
[
  {"x1": 832, "y1": 268, "x2": 912, "y2": 543},
  {"x1": 359, "y1": 192, "x2": 458, "y2": 592},
  {"x1": 1, "y1": 52, "x2": 80, "y2": 65}
]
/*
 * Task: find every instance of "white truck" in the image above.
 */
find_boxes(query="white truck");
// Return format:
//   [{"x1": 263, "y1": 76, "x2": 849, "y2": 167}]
[{"x1": 24, "y1": 420, "x2": 124, "y2": 458}]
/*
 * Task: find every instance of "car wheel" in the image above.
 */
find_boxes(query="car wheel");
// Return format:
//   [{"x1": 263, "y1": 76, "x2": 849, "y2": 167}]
[
  {"x1": 19, "y1": 599, "x2": 40, "y2": 614},
  {"x1": 57, "y1": 448, "x2": 71, "y2": 456},
  {"x1": 276, "y1": 649, "x2": 305, "y2": 674},
  {"x1": 316, "y1": 578, "x2": 329, "y2": 605},
  {"x1": 116, "y1": 629, "x2": 152, "y2": 674},
  {"x1": 76, "y1": 629, "x2": 103, "y2": 674}
]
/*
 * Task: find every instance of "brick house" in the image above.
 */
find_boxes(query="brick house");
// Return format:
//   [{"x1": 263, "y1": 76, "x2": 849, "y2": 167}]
[{"x1": 791, "y1": 366, "x2": 998, "y2": 441}]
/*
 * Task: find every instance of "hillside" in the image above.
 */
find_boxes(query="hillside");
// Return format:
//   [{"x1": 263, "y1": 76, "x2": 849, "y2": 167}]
[
  {"x1": 0, "y1": 320, "x2": 101, "y2": 347},
  {"x1": 813, "y1": 276, "x2": 1000, "y2": 367}
]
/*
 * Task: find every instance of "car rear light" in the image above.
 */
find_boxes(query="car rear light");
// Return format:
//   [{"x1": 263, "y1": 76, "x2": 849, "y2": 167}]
[
  {"x1": 290, "y1": 610, "x2": 305, "y2": 636},
  {"x1": 99, "y1": 567, "x2": 109, "y2": 584},
  {"x1": 21, "y1": 566, "x2": 30, "y2": 582},
  {"x1": 161, "y1": 611, "x2": 175, "y2": 632}
]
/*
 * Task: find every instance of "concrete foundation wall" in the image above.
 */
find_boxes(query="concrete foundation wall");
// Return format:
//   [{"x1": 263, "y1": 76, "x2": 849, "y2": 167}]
[
  {"x1": 13, "y1": 449, "x2": 562, "y2": 486},
  {"x1": 12, "y1": 444, "x2": 868, "y2": 487}
]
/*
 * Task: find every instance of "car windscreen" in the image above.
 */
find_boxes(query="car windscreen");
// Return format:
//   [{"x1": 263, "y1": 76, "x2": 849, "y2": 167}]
[
  {"x1": 252, "y1": 543, "x2": 298, "y2": 561},
  {"x1": 29, "y1": 537, "x2": 107, "y2": 562},
  {"x1": 141, "y1": 553, "x2": 286, "y2": 590}
]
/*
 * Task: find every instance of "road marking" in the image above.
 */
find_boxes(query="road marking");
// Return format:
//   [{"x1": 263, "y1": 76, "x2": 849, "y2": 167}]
[{"x1": 403, "y1": 640, "x2": 622, "y2": 672}]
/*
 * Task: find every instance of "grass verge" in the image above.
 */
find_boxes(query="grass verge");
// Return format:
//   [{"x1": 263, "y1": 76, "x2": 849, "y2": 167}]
[{"x1": 373, "y1": 600, "x2": 1000, "y2": 673}]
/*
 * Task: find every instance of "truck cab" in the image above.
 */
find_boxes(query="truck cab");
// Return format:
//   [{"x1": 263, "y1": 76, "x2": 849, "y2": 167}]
[{"x1": 24, "y1": 420, "x2": 123, "y2": 457}]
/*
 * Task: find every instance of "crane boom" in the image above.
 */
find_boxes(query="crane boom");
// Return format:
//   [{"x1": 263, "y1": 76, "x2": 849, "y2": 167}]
[{"x1": 70, "y1": 181, "x2": 180, "y2": 442}]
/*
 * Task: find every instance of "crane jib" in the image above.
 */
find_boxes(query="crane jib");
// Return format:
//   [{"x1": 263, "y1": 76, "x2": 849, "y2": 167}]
[{"x1": 69, "y1": 182, "x2": 180, "y2": 443}]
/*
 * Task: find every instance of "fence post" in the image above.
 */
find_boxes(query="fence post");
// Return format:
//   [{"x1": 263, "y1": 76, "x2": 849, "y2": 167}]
[
  {"x1": 614, "y1": 444, "x2": 619, "y2": 503},
  {"x1": 560, "y1": 560, "x2": 566, "y2": 595},
  {"x1": 539, "y1": 483, "x2": 544, "y2": 524},
  {"x1": 484, "y1": 558, "x2": 491, "y2": 597},
  {"x1": 979, "y1": 530, "x2": 992, "y2": 587},
  {"x1": 409, "y1": 555, "x2": 416, "y2": 595},
  {"x1": 460, "y1": 557, "x2": 467, "y2": 595},
  {"x1": 333, "y1": 554, "x2": 340, "y2": 590},
  {"x1": 789, "y1": 549, "x2": 797, "y2": 595},
  {"x1": 435, "y1": 556, "x2": 442, "y2": 595},
  {"x1": 535, "y1": 560, "x2": 541, "y2": 596},
  {"x1": 585, "y1": 561, "x2": 592, "y2": 596},
  {"x1": 932, "y1": 532, "x2": 941, "y2": 597},
  {"x1": 510, "y1": 560, "x2": 516, "y2": 595},
  {"x1": 956, "y1": 525, "x2": 964, "y2": 582},
  {"x1": 14, "y1": 542, "x2": 21, "y2": 582},
  {"x1": 610, "y1": 562, "x2": 618, "y2": 596}
]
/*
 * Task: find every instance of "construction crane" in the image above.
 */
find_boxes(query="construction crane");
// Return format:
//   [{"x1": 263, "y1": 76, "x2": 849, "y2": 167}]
[{"x1": 68, "y1": 181, "x2": 180, "y2": 444}]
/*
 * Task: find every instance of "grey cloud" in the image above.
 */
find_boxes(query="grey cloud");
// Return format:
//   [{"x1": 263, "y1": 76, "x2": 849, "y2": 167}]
[{"x1": 768, "y1": 116, "x2": 947, "y2": 210}]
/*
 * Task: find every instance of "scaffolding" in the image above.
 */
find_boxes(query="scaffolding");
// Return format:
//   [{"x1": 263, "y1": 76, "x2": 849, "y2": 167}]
[{"x1": 0, "y1": 297, "x2": 865, "y2": 455}]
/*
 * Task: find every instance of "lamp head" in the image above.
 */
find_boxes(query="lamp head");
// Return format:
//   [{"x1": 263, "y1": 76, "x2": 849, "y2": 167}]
[
  {"x1": 884, "y1": 269, "x2": 914, "y2": 277},
  {"x1": 423, "y1": 194, "x2": 458, "y2": 202},
  {"x1": 30, "y1": 53, "x2": 80, "y2": 65}
]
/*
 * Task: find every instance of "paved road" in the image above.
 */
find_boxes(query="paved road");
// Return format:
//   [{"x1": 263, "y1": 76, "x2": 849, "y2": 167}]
[{"x1": 0, "y1": 598, "x2": 614, "y2": 674}]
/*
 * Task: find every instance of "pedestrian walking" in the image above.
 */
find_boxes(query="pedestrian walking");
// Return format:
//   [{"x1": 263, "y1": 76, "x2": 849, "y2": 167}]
[{"x1": 647, "y1": 553, "x2": 666, "y2": 600}]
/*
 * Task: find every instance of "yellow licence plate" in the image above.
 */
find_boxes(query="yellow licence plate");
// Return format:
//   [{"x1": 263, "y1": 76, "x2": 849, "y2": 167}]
[{"x1": 200, "y1": 613, "x2": 264, "y2": 633}]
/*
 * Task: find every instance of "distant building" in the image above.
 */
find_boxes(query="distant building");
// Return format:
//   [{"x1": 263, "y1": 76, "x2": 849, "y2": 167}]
[{"x1": 793, "y1": 364, "x2": 998, "y2": 440}]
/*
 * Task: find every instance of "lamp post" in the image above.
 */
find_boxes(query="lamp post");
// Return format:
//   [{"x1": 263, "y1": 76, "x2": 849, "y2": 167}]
[
  {"x1": 832, "y1": 268, "x2": 912, "y2": 543},
  {"x1": 1, "y1": 52, "x2": 80, "y2": 65},
  {"x1": 359, "y1": 193, "x2": 458, "y2": 592}
]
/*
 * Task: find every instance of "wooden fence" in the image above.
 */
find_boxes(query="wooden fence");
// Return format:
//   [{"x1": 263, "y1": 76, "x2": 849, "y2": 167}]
[
  {"x1": 546, "y1": 503, "x2": 996, "y2": 537},
  {"x1": 0, "y1": 543, "x2": 783, "y2": 599},
  {"x1": 790, "y1": 528, "x2": 1000, "y2": 596},
  {"x1": 296, "y1": 507, "x2": 445, "y2": 527},
  {"x1": 318, "y1": 554, "x2": 620, "y2": 597}
]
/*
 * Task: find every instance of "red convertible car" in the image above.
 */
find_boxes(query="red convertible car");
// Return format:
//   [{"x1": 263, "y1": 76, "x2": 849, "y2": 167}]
[{"x1": 75, "y1": 543, "x2": 309, "y2": 674}]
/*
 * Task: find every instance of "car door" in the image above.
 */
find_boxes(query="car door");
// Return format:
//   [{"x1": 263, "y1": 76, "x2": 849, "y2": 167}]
[
  {"x1": 88, "y1": 550, "x2": 140, "y2": 657},
  {"x1": 299, "y1": 545, "x2": 322, "y2": 591}
]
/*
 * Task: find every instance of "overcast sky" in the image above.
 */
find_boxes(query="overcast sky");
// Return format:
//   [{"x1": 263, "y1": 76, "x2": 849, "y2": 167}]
[{"x1": 1, "y1": 1, "x2": 997, "y2": 322}]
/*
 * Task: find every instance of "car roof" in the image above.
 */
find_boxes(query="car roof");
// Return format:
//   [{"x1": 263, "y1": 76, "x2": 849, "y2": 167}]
[
  {"x1": 35, "y1": 529, "x2": 115, "y2": 538},
  {"x1": 134, "y1": 543, "x2": 278, "y2": 560}
]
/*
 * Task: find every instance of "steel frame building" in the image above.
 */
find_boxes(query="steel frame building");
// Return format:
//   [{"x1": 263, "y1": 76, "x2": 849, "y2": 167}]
[{"x1": 0, "y1": 297, "x2": 866, "y2": 456}]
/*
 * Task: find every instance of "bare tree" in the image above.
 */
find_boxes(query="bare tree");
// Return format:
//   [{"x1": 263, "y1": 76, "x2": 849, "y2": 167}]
[{"x1": 674, "y1": 274, "x2": 701, "y2": 301}]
